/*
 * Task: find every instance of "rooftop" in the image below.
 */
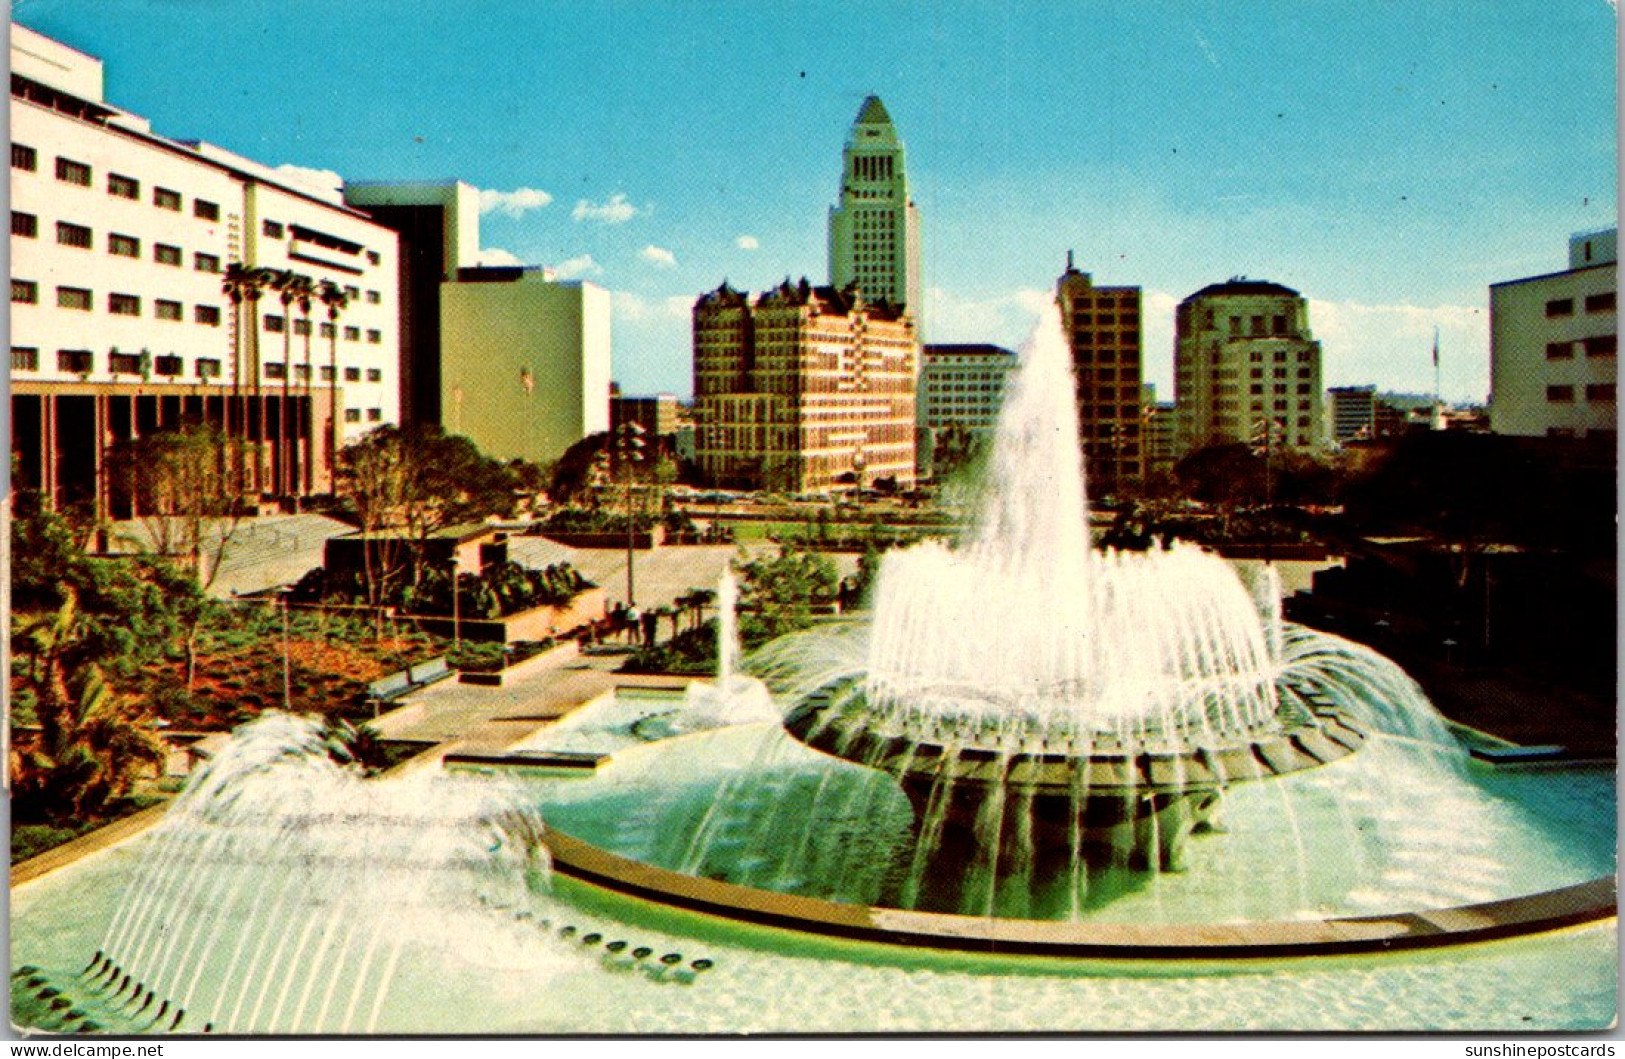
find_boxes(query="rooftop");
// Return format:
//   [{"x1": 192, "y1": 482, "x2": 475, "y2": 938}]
[
  {"x1": 1183, "y1": 278, "x2": 1302, "y2": 302},
  {"x1": 924, "y1": 344, "x2": 1018, "y2": 359},
  {"x1": 855, "y1": 95, "x2": 893, "y2": 126}
]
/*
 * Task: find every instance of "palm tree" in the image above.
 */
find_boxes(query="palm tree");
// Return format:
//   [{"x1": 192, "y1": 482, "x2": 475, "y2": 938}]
[
  {"x1": 221, "y1": 263, "x2": 255, "y2": 495},
  {"x1": 316, "y1": 280, "x2": 350, "y2": 490},
  {"x1": 222, "y1": 263, "x2": 274, "y2": 495},
  {"x1": 295, "y1": 275, "x2": 317, "y2": 496},
  {"x1": 13, "y1": 590, "x2": 166, "y2": 821},
  {"x1": 272, "y1": 270, "x2": 316, "y2": 502}
]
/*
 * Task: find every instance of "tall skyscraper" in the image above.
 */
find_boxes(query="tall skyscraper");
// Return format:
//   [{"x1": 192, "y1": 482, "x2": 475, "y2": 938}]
[
  {"x1": 1057, "y1": 257, "x2": 1144, "y2": 497},
  {"x1": 829, "y1": 96, "x2": 923, "y2": 334},
  {"x1": 1173, "y1": 279, "x2": 1325, "y2": 457}
]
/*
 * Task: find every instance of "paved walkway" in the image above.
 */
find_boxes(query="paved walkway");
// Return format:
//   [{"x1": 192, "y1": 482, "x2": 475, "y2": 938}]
[
  {"x1": 371, "y1": 642, "x2": 703, "y2": 763},
  {"x1": 507, "y1": 540, "x2": 859, "y2": 613},
  {"x1": 11, "y1": 802, "x2": 172, "y2": 888}
]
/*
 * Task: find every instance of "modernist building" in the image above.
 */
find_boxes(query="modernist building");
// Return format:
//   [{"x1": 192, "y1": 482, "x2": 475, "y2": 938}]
[
  {"x1": 1139, "y1": 385, "x2": 1179, "y2": 481},
  {"x1": 610, "y1": 392, "x2": 680, "y2": 440},
  {"x1": 10, "y1": 25, "x2": 401, "y2": 516},
  {"x1": 1173, "y1": 279, "x2": 1325, "y2": 457},
  {"x1": 1057, "y1": 258, "x2": 1144, "y2": 496},
  {"x1": 342, "y1": 181, "x2": 481, "y2": 429},
  {"x1": 919, "y1": 344, "x2": 1017, "y2": 439},
  {"x1": 829, "y1": 96, "x2": 923, "y2": 334},
  {"x1": 439, "y1": 267, "x2": 612, "y2": 464},
  {"x1": 1489, "y1": 228, "x2": 1617, "y2": 439},
  {"x1": 1326, "y1": 385, "x2": 1423, "y2": 445},
  {"x1": 693, "y1": 279, "x2": 919, "y2": 494},
  {"x1": 345, "y1": 181, "x2": 611, "y2": 464}
]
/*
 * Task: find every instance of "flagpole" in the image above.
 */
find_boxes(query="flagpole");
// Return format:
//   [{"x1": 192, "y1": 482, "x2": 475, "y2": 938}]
[{"x1": 1431, "y1": 326, "x2": 1444, "y2": 431}]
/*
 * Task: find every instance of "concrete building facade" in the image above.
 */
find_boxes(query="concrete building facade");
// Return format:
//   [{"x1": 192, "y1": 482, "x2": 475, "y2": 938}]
[
  {"x1": 10, "y1": 25, "x2": 401, "y2": 516},
  {"x1": 694, "y1": 279, "x2": 919, "y2": 494},
  {"x1": 1173, "y1": 279, "x2": 1325, "y2": 457},
  {"x1": 1140, "y1": 386, "x2": 1179, "y2": 481},
  {"x1": 342, "y1": 180, "x2": 481, "y2": 429},
  {"x1": 919, "y1": 344, "x2": 1017, "y2": 438},
  {"x1": 1489, "y1": 228, "x2": 1617, "y2": 439},
  {"x1": 439, "y1": 268, "x2": 611, "y2": 464},
  {"x1": 610, "y1": 393, "x2": 680, "y2": 440},
  {"x1": 829, "y1": 96, "x2": 923, "y2": 334},
  {"x1": 1057, "y1": 260, "x2": 1144, "y2": 496}
]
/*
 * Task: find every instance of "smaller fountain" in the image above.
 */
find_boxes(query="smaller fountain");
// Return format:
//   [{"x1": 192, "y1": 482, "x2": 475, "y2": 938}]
[{"x1": 675, "y1": 568, "x2": 779, "y2": 731}]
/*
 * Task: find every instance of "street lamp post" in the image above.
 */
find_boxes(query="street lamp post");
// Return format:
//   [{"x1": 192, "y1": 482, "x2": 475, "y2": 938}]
[
  {"x1": 1251, "y1": 416, "x2": 1284, "y2": 564},
  {"x1": 449, "y1": 554, "x2": 462, "y2": 650},
  {"x1": 279, "y1": 587, "x2": 292, "y2": 711}
]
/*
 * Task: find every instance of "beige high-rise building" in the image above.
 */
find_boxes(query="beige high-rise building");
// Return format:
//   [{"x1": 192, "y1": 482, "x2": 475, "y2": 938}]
[
  {"x1": 439, "y1": 268, "x2": 611, "y2": 464},
  {"x1": 694, "y1": 279, "x2": 918, "y2": 494},
  {"x1": 1057, "y1": 259, "x2": 1144, "y2": 497},
  {"x1": 1174, "y1": 279, "x2": 1325, "y2": 456},
  {"x1": 829, "y1": 96, "x2": 923, "y2": 334}
]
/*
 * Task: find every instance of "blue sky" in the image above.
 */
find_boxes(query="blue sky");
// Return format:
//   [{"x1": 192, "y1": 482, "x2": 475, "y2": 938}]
[{"x1": 17, "y1": 0, "x2": 1617, "y2": 401}]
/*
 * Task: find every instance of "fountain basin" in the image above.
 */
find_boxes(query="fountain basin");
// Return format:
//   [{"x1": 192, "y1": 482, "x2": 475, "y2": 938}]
[
  {"x1": 783, "y1": 674, "x2": 1368, "y2": 869},
  {"x1": 537, "y1": 825, "x2": 1616, "y2": 959}
]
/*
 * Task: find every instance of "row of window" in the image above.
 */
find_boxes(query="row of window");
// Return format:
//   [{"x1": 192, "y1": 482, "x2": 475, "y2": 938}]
[
  {"x1": 14, "y1": 281, "x2": 225, "y2": 325},
  {"x1": 13, "y1": 346, "x2": 217, "y2": 377},
  {"x1": 1545, "y1": 292, "x2": 1615, "y2": 317},
  {"x1": 262, "y1": 315, "x2": 383, "y2": 342},
  {"x1": 15, "y1": 210, "x2": 225, "y2": 272},
  {"x1": 1547, "y1": 384, "x2": 1616, "y2": 403},
  {"x1": 13, "y1": 146, "x2": 385, "y2": 266},
  {"x1": 13, "y1": 345, "x2": 391, "y2": 404},
  {"x1": 1544, "y1": 335, "x2": 1617, "y2": 359},
  {"x1": 14, "y1": 145, "x2": 224, "y2": 220},
  {"x1": 15, "y1": 214, "x2": 390, "y2": 307},
  {"x1": 265, "y1": 363, "x2": 383, "y2": 383}
]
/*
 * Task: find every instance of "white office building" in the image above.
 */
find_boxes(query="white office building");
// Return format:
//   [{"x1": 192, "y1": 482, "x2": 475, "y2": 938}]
[
  {"x1": 344, "y1": 180, "x2": 613, "y2": 464},
  {"x1": 10, "y1": 25, "x2": 401, "y2": 515},
  {"x1": 440, "y1": 268, "x2": 611, "y2": 464},
  {"x1": 919, "y1": 344, "x2": 1017, "y2": 438}
]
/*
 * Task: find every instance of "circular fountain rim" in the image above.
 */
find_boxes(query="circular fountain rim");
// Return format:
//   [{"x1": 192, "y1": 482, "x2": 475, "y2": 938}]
[
  {"x1": 540, "y1": 825, "x2": 1616, "y2": 959},
  {"x1": 781, "y1": 673, "x2": 1369, "y2": 792}
]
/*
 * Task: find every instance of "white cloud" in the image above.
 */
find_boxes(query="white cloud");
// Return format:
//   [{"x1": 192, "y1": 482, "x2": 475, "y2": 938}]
[
  {"x1": 476, "y1": 246, "x2": 524, "y2": 267},
  {"x1": 614, "y1": 290, "x2": 694, "y2": 321},
  {"x1": 612, "y1": 292, "x2": 697, "y2": 396},
  {"x1": 276, "y1": 164, "x2": 343, "y2": 197},
  {"x1": 572, "y1": 193, "x2": 638, "y2": 225},
  {"x1": 639, "y1": 244, "x2": 678, "y2": 269},
  {"x1": 735, "y1": 235, "x2": 760, "y2": 251},
  {"x1": 1308, "y1": 298, "x2": 1488, "y2": 401},
  {"x1": 552, "y1": 254, "x2": 602, "y2": 279},
  {"x1": 924, "y1": 286, "x2": 1052, "y2": 351},
  {"x1": 479, "y1": 187, "x2": 553, "y2": 218}
]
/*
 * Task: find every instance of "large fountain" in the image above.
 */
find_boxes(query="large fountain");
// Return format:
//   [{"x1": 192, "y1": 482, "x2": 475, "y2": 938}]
[{"x1": 779, "y1": 312, "x2": 1378, "y2": 877}]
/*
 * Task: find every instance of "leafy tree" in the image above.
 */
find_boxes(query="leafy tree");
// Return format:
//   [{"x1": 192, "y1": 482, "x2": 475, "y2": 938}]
[
  {"x1": 547, "y1": 432, "x2": 612, "y2": 503},
  {"x1": 9, "y1": 494, "x2": 196, "y2": 821},
  {"x1": 931, "y1": 422, "x2": 987, "y2": 483},
  {"x1": 337, "y1": 426, "x2": 526, "y2": 618},
  {"x1": 737, "y1": 545, "x2": 838, "y2": 645},
  {"x1": 107, "y1": 426, "x2": 247, "y2": 688}
]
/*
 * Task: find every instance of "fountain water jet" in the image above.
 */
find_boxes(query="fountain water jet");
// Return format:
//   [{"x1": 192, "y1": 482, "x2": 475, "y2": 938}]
[{"x1": 775, "y1": 306, "x2": 1437, "y2": 888}]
